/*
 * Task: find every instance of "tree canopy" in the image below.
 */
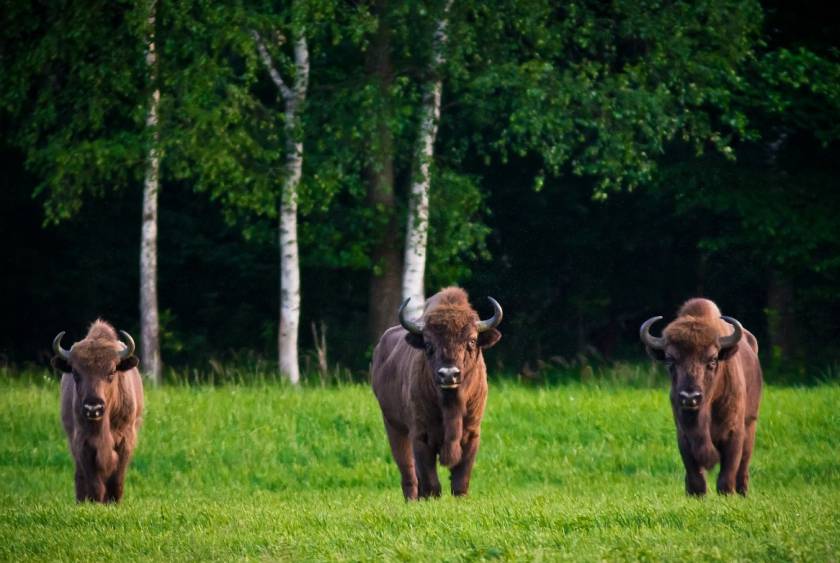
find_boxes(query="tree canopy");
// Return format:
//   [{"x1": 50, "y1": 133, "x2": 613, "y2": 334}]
[{"x1": 1, "y1": 0, "x2": 838, "y2": 380}]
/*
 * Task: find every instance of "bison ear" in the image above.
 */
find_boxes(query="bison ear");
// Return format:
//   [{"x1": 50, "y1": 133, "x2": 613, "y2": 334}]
[
  {"x1": 717, "y1": 345, "x2": 738, "y2": 361},
  {"x1": 117, "y1": 355, "x2": 140, "y2": 372},
  {"x1": 478, "y1": 328, "x2": 501, "y2": 349},
  {"x1": 51, "y1": 356, "x2": 71, "y2": 374},
  {"x1": 404, "y1": 333, "x2": 425, "y2": 350},
  {"x1": 645, "y1": 346, "x2": 666, "y2": 362}
]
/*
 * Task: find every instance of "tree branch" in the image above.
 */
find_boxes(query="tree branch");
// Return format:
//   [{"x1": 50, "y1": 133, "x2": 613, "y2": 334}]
[
  {"x1": 292, "y1": 34, "x2": 309, "y2": 104},
  {"x1": 252, "y1": 30, "x2": 293, "y2": 101}
]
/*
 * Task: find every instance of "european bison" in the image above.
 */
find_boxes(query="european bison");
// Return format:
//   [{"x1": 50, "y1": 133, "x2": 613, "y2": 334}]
[
  {"x1": 371, "y1": 287, "x2": 502, "y2": 499},
  {"x1": 640, "y1": 298, "x2": 763, "y2": 496},
  {"x1": 51, "y1": 320, "x2": 144, "y2": 503}
]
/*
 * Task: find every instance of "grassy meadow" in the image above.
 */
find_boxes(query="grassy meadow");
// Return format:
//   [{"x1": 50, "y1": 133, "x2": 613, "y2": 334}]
[{"x1": 0, "y1": 373, "x2": 838, "y2": 561}]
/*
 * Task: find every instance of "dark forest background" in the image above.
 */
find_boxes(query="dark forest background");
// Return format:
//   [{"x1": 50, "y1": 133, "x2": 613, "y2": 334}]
[{"x1": 2, "y1": 0, "x2": 838, "y2": 381}]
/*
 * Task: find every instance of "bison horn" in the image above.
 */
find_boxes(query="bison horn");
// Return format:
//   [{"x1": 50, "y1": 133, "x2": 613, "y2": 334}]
[
  {"x1": 639, "y1": 316, "x2": 666, "y2": 350},
  {"x1": 398, "y1": 298, "x2": 424, "y2": 334},
  {"x1": 719, "y1": 316, "x2": 743, "y2": 351},
  {"x1": 118, "y1": 330, "x2": 136, "y2": 359},
  {"x1": 476, "y1": 297, "x2": 503, "y2": 332},
  {"x1": 52, "y1": 331, "x2": 71, "y2": 360}
]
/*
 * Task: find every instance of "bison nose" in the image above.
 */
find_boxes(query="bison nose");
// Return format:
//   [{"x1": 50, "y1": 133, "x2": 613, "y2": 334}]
[
  {"x1": 678, "y1": 390, "x2": 703, "y2": 409},
  {"x1": 437, "y1": 366, "x2": 461, "y2": 387},
  {"x1": 82, "y1": 400, "x2": 105, "y2": 421}
]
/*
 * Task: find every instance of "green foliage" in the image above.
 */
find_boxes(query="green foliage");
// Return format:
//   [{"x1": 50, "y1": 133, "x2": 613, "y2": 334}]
[
  {"x1": 0, "y1": 0, "x2": 148, "y2": 223},
  {"x1": 0, "y1": 377, "x2": 838, "y2": 560},
  {"x1": 752, "y1": 47, "x2": 840, "y2": 144},
  {"x1": 2, "y1": 0, "x2": 839, "y2": 371},
  {"x1": 447, "y1": 0, "x2": 763, "y2": 195},
  {"x1": 427, "y1": 168, "x2": 491, "y2": 287}
]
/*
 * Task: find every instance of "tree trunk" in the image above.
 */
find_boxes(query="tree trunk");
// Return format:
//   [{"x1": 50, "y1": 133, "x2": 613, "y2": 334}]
[
  {"x1": 140, "y1": 0, "x2": 161, "y2": 384},
  {"x1": 278, "y1": 99, "x2": 303, "y2": 384},
  {"x1": 366, "y1": 7, "x2": 402, "y2": 343},
  {"x1": 254, "y1": 28, "x2": 309, "y2": 384},
  {"x1": 402, "y1": 0, "x2": 454, "y2": 319}
]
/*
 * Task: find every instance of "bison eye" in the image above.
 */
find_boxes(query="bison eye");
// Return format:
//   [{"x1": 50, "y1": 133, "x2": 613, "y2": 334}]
[
  {"x1": 467, "y1": 338, "x2": 477, "y2": 350},
  {"x1": 425, "y1": 343, "x2": 434, "y2": 356},
  {"x1": 707, "y1": 359, "x2": 718, "y2": 370},
  {"x1": 106, "y1": 372, "x2": 115, "y2": 383}
]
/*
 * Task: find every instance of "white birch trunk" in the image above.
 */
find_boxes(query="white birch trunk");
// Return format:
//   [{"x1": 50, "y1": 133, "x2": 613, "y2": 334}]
[
  {"x1": 402, "y1": 0, "x2": 454, "y2": 319},
  {"x1": 140, "y1": 0, "x2": 161, "y2": 384},
  {"x1": 255, "y1": 30, "x2": 309, "y2": 384}
]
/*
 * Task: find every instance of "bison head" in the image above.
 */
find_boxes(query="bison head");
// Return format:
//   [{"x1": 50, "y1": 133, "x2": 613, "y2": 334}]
[
  {"x1": 640, "y1": 315, "x2": 742, "y2": 413},
  {"x1": 400, "y1": 296, "x2": 502, "y2": 389},
  {"x1": 52, "y1": 328, "x2": 139, "y2": 422}
]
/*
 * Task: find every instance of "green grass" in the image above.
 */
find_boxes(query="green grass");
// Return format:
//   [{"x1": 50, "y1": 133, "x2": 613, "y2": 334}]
[{"x1": 0, "y1": 376, "x2": 838, "y2": 561}]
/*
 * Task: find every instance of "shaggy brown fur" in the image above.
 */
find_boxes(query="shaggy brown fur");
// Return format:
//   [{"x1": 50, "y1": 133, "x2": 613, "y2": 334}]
[
  {"x1": 371, "y1": 287, "x2": 501, "y2": 499},
  {"x1": 52, "y1": 320, "x2": 144, "y2": 503},
  {"x1": 645, "y1": 299, "x2": 763, "y2": 496}
]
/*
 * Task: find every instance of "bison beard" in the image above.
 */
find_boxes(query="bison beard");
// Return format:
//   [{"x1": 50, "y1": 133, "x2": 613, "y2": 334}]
[
  {"x1": 52, "y1": 320, "x2": 144, "y2": 503},
  {"x1": 371, "y1": 287, "x2": 502, "y2": 500},
  {"x1": 641, "y1": 298, "x2": 763, "y2": 496}
]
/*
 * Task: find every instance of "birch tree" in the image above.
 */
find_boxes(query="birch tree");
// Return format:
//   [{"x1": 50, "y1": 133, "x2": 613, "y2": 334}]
[
  {"x1": 253, "y1": 27, "x2": 309, "y2": 384},
  {"x1": 402, "y1": 0, "x2": 454, "y2": 318},
  {"x1": 140, "y1": 0, "x2": 162, "y2": 384}
]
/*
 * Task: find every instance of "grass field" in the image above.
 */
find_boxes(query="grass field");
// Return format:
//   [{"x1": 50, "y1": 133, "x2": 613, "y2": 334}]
[{"x1": 0, "y1": 375, "x2": 838, "y2": 561}]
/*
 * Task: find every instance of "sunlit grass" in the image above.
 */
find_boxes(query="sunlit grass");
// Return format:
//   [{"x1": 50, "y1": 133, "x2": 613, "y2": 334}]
[{"x1": 0, "y1": 375, "x2": 837, "y2": 560}]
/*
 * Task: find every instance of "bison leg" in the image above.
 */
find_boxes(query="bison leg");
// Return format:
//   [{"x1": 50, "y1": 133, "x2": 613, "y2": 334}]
[
  {"x1": 105, "y1": 449, "x2": 130, "y2": 503},
  {"x1": 384, "y1": 421, "x2": 418, "y2": 500},
  {"x1": 76, "y1": 447, "x2": 106, "y2": 502},
  {"x1": 80, "y1": 471, "x2": 105, "y2": 503},
  {"x1": 412, "y1": 436, "x2": 441, "y2": 499},
  {"x1": 450, "y1": 433, "x2": 480, "y2": 496},
  {"x1": 736, "y1": 421, "x2": 756, "y2": 496},
  {"x1": 678, "y1": 436, "x2": 707, "y2": 496},
  {"x1": 716, "y1": 432, "x2": 744, "y2": 495},
  {"x1": 74, "y1": 466, "x2": 89, "y2": 502}
]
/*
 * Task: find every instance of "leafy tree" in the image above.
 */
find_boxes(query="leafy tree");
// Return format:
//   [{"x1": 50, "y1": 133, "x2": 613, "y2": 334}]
[
  {"x1": 442, "y1": 0, "x2": 764, "y2": 194},
  {"x1": 1, "y1": 0, "x2": 165, "y2": 380},
  {"x1": 401, "y1": 0, "x2": 455, "y2": 319}
]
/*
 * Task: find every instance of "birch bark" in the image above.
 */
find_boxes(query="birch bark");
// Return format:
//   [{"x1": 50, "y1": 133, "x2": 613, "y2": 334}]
[
  {"x1": 254, "y1": 30, "x2": 309, "y2": 384},
  {"x1": 140, "y1": 0, "x2": 161, "y2": 384},
  {"x1": 402, "y1": 0, "x2": 454, "y2": 319}
]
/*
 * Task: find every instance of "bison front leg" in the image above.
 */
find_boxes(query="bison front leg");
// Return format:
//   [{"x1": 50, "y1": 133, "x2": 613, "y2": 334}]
[
  {"x1": 106, "y1": 446, "x2": 131, "y2": 503},
  {"x1": 678, "y1": 435, "x2": 707, "y2": 496},
  {"x1": 384, "y1": 421, "x2": 418, "y2": 500},
  {"x1": 736, "y1": 421, "x2": 757, "y2": 496},
  {"x1": 412, "y1": 436, "x2": 441, "y2": 499},
  {"x1": 74, "y1": 466, "x2": 89, "y2": 502},
  {"x1": 450, "y1": 433, "x2": 480, "y2": 497},
  {"x1": 76, "y1": 447, "x2": 105, "y2": 502},
  {"x1": 79, "y1": 471, "x2": 105, "y2": 502},
  {"x1": 716, "y1": 432, "x2": 744, "y2": 495}
]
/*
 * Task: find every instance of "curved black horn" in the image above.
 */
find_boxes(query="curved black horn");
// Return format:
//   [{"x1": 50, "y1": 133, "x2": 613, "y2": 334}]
[
  {"x1": 639, "y1": 316, "x2": 666, "y2": 350},
  {"x1": 398, "y1": 298, "x2": 424, "y2": 334},
  {"x1": 118, "y1": 330, "x2": 136, "y2": 359},
  {"x1": 476, "y1": 297, "x2": 503, "y2": 332},
  {"x1": 52, "y1": 331, "x2": 71, "y2": 360},
  {"x1": 719, "y1": 316, "x2": 743, "y2": 351}
]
